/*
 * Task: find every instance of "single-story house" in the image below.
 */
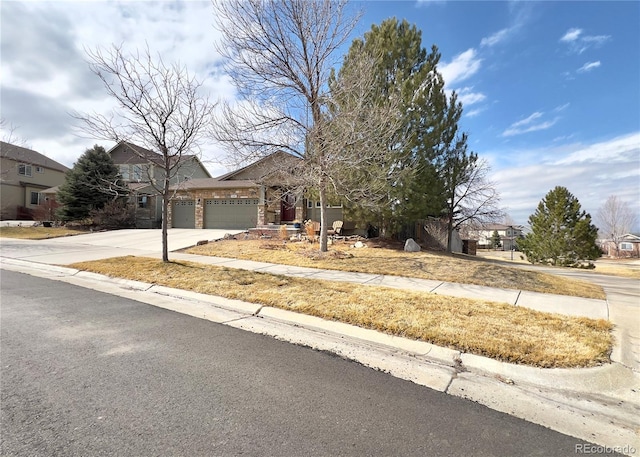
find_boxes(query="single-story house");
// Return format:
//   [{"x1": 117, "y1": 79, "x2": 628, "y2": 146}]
[
  {"x1": 600, "y1": 233, "x2": 640, "y2": 258},
  {"x1": 168, "y1": 150, "x2": 345, "y2": 230}
]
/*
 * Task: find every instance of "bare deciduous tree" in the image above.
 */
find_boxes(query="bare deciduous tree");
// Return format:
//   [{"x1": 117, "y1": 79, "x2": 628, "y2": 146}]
[
  {"x1": 442, "y1": 139, "x2": 503, "y2": 252},
  {"x1": 0, "y1": 118, "x2": 29, "y2": 147},
  {"x1": 74, "y1": 44, "x2": 215, "y2": 261},
  {"x1": 596, "y1": 195, "x2": 638, "y2": 257},
  {"x1": 213, "y1": 0, "x2": 404, "y2": 252}
]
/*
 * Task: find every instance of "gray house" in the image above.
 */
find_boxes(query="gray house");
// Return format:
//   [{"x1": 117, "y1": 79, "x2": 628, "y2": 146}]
[{"x1": 107, "y1": 142, "x2": 212, "y2": 228}]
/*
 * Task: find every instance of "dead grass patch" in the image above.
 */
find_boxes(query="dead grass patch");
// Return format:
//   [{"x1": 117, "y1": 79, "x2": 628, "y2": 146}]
[
  {"x1": 0, "y1": 226, "x2": 88, "y2": 239},
  {"x1": 186, "y1": 239, "x2": 605, "y2": 299},
  {"x1": 69, "y1": 256, "x2": 613, "y2": 368},
  {"x1": 593, "y1": 263, "x2": 640, "y2": 279}
]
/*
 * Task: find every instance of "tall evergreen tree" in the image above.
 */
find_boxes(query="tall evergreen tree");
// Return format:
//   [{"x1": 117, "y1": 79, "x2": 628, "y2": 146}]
[
  {"x1": 57, "y1": 145, "x2": 125, "y2": 222},
  {"x1": 520, "y1": 186, "x2": 600, "y2": 267},
  {"x1": 337, "y1": 18, "x2": 457, "y2": 235}
]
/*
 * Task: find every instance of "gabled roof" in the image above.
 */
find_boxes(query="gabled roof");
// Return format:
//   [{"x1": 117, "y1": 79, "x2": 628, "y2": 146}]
[
  {"x1": 216, "y1": 150, "x2": 300, "y2": 181},
  {"x1": 107, "y1": 141, "x2": 160, "y2": 162},
  {"x1": 480, "y1": 223, "x2": 525, "y2": 231},
  {"x1": 41, "y1": 185, "x2": 61, "y2": 194},
  {"x1": 169, "y1": 178, "x2": 257, "y2": 191},
  {"x1": 107, "y1": 141, "x2": 212, "y2": 178},
  {"x1": 0, "y1": 141, "x2": 69, "y2": 173}
]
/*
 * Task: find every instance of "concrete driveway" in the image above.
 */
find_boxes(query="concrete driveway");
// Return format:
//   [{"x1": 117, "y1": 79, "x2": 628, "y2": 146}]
[
  {"x1": 45, "y1": 228, "x2": 244, "y2": 252},
  {"x1": 0, "y1": 228, "x2": 244, "y2": 266}
]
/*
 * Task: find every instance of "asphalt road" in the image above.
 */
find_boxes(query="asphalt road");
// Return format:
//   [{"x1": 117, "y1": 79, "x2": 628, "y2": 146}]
[{"x1": 1, "y1": 270, "x2": 598, "y2": 457}]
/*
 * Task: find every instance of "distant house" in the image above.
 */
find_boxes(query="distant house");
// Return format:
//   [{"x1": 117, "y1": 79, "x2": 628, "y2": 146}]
[
  {"x1": 600, "y1": 233, "x2": 640, "y2": 258},
  {"x1": 0, "y1": 141, "x2": 69, "y2": 220},
  {"x1": 472, "y1": 223, "x2": 525, "y2": 250},
  {"x1": 107, "y1": 141, "x2": 212, "y2": 228}
]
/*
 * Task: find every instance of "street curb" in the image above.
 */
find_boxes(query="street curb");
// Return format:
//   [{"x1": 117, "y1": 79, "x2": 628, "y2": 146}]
[
  {"x1": 258, "y1": 306, "x2": 461, "y2": 367},
  {"x1": 1, "y1": 257, "x2": 639, "y2": 456}
]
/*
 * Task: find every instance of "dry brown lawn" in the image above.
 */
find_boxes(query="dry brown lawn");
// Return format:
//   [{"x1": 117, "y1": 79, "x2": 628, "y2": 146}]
[
  {"x1": 0, "y1": 226, "x2": 88, "y2": 239},
  {"x1": 592, "y1": 263, "x2": 640, "y2": 279},
  {"x1": 69, "y1": 256, "x2": 613, "y2": 368},
  {"x1": 186, "y1": 239, "x2": 605, "y2": 299}
]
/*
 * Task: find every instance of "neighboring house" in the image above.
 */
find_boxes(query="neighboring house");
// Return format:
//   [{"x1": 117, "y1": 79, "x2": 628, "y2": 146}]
[
  {"x1": 169, "y1": 150, "x2": 345, "y2": 230},
  {"x1": 472, "y1": 223, "x2": 525, "y2": 250},
  {"x1": 0, "y1": 141, "x2": 69, "y2": 220},
  {"x1": 600, "y1": 233, "x2": 640, "y2": 258},
  {"x1": 107, "y1": 141, "x2": 212, "y2": 228}
]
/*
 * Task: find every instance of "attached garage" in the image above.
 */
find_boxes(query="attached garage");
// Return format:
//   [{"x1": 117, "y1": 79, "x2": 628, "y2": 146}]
[
  {"x1": 204, "y1": 198, "x2": 259, "y2": 229},
  {"x1": 172, "y1": 200, "x2": 195, "y2": 228}
]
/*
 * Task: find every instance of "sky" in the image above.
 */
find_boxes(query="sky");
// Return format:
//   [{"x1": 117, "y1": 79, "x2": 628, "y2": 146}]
[{"x1": 1, "y1": 0, "x2": 639, "y2": 228}]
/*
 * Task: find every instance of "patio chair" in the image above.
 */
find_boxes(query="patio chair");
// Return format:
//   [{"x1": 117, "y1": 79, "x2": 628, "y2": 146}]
[{"x1": 327, "y1": 220, "x2": 343, "y2": 237}]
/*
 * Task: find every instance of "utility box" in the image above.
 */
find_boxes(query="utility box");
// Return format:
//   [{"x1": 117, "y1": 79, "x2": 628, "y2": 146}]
[{"x1": 462, "y1": 239, "x2": 477, "y2": 256}]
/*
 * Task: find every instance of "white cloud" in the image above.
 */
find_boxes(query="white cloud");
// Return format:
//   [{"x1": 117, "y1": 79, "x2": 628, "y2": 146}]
[
  {"x1": 0, "y1": 1, "x2": 233, "y2": 172},
  {"x1": 560, "y1": 28, "x2": 582, "y2": 43},
  {"x1": 480, "y1": 28, "x2": 511, "y2": 47},
  {"x1": 439, "y1": 48, "x2": 482, "y2": 87},
  {"x1": 502, "y1": 112, "x2": 558, "y2": 137},
  {"x1": 554, "y1": 103, "x2": 570, "y2": 112},
  {"x1": 456, "y1": 87, "x2": 487, "y2": 106},
  {"x1": 465, "y1": 107, "x2": 487, "y2": 118},
  {"x1": 488, "y1": 132, "x2": 640, "y2": 225},
  {"x1": 553, "y1": 132, "x2": 640, "y2": 165},
  {"x1": 511, "y1": 112, "x2": 543, "y2": 128},
  {"x1": 577, "y1": 61, "x2": 601, "y2": 73},
  {"x1": 559, "y1": 28, "x2": 611, "y2": 54}
]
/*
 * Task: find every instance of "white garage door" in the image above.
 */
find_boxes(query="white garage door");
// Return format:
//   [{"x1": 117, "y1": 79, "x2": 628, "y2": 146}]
[{"x1": 204, "y1": 198, "x2": 259, "y2": 229}]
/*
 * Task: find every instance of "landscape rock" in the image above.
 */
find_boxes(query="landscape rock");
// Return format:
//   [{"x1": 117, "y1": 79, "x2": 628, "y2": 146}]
[
  {"x1": 352, "y1": 241, "x2": 366, "y2": 249},
  {"x1": 404, "y1": 238, "x2": 421, "y2": 252}
]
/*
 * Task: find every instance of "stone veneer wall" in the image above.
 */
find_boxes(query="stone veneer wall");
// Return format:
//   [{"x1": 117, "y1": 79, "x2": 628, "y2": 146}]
[
  {"x1": 169, "y1": 187, "x2": 259, "y2": 228},
  {"x1": 168, "y1": 185, "x2": 304, "y2": 228}
]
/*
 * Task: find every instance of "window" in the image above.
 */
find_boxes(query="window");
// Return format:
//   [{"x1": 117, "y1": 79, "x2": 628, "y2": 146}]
[
  {"x1": 30, "y1": 191, "x2": 40, "y2": 205},
  {"x1": 133, "y1": 165, "x2": 143, "y2": 181},
  {"x1": 138, "y1": 195, "x2": 148, "y2": 208},
  {"x1": 310, "y1": 200, "x2": 342, "y2": 208},
  {"x1": 620, "y1": 242, "x2": 633, "y2": 251},
  {"x1": 119, "y1": 165, "x2": 130, "y2": 180},
  {"x1": 18, "y1": 164, "x2": 32, "y2": 177},
  {"x1": 36, "y1": 166, "x2": 45, "y2": 173}
]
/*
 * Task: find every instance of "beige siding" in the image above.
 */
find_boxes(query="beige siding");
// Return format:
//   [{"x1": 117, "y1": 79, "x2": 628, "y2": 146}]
[{"x1": 0, "y1": 157, "x2": 67, "y2": 219}]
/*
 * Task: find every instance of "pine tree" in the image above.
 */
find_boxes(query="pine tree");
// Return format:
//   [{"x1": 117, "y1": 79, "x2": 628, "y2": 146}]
[
  {"x1": 491, "y1": 230, "x2": 502, "y2": 249},
  {"x1": 56, "y1": 145, "x2": 125, "y2": 222},
  {"x1": 520, "y1": 186, "x2": 600, "y2": 267},
  {"x1": 337, "y1": 18, "x2": 455, "y2": 235}
]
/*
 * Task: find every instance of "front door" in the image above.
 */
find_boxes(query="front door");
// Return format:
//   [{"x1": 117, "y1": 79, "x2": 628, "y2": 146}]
[{"x1": 280, "y1": 193, "x2": 296, "y2": 222}]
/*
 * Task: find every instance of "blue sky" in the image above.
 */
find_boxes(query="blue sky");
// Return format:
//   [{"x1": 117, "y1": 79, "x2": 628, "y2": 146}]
[{"x1": 1, "y1": 1, "x2": 638, "y2": 227}]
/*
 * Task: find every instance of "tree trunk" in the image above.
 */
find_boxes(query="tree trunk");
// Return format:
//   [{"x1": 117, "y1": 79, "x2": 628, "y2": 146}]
[
  {"x1": 161, "y1": 191, "x2": 169, "y2": 262},
  {"x1": 446, "y1": 214, "x2": 453, "y2": 253},
  {"x1": 319, "y1": 185, "x2": 328, "y2": 252}
]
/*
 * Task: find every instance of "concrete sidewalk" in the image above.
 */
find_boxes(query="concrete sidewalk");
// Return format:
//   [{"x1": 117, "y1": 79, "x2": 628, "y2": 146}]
[
  {"x1": 1, "y1": 236, "x2": 639, "y2": 455},
  {"x1": 0, "y1": 237, "x2": 609, "y2": 319}
]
